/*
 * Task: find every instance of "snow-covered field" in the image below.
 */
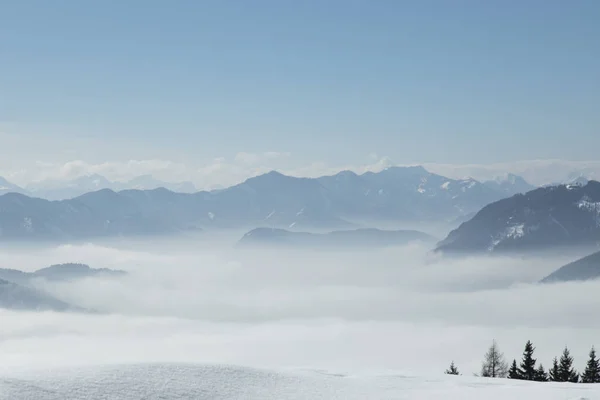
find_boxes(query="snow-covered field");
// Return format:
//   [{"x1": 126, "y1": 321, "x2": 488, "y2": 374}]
[
  {"x1": 1, "y1": 363, "x2": 598, "y2": 400},
  {"x1": 2, "y1": 241, "x2": 600, "y2": 398}
]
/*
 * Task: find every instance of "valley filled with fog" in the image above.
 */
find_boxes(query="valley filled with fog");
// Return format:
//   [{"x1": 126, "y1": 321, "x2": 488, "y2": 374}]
[{"x1": 2, "y1": 237, "x2": 600, "y2": 378}]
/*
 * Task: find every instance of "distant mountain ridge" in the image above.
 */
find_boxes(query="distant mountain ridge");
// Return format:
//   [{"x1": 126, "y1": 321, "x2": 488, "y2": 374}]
[
  {"x1": 23, "y1": 174, "x2": 197, "y2": 200},
  {"x1": 316, "y1": 166, "x2": 505, "y2": 222},
  {"x1": 0, "y1": 263, "x2": 126, "y2": 285},
  {"x1": 0, "y1": 176, "x2": 27, "y2": 196},
  {"x1": 436, "y1": 181, "x2": 600, "y2": 254},
  {"x1": 540, "y1": 250, "x2": 600, "y2": 283},
  {"x1": 238, "y1": 227, "x2": 435, "y2": 249},
  {"x1": 482, "y1": 173, "x2": 536, "y2": 197},
  {"x1": 0, "y1": 167, "x2": 534, "y2": 201},
  {"x1": 0, "y1": 167, "x2": 522, "y2": 240}
]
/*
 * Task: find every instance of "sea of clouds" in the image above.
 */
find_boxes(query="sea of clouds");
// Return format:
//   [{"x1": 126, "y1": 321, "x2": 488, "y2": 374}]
[{"x1": 1, "y1": 238, "x2": 599, "y2": 380}]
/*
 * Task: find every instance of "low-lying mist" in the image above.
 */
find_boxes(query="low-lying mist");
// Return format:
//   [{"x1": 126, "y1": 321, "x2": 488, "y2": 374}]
[{"x1": 1, "y1": 239, "x2": 599, "y2": 376}]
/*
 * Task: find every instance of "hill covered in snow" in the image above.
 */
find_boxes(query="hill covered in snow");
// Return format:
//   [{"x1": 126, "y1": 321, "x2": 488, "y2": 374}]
[{"x1": 0, "y1": 363, "x2": 597, "y2": 400}]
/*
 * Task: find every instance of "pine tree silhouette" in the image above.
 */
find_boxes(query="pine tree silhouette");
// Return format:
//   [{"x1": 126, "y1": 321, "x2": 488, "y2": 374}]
[
  {"x1": 548, "y1": 357, "x2": 560, "y2": 382},
  {"x1": 534, "y1": 364, "x2": 548, "y2": 382},
  {"x1": 558, "y1": 347, "x2": 579, "y2": 383},
  {"x1": 519, "y1": 340, "x2": 537, "y2": 380},
  {"x1": 582, "y1": 346, "x2": 600, "y2": 383},
  {"x1": 508, "y1": 359, "x2": 521, "y2": 379},
  {"x1": 445, "y1": 361, "x2": 460, "y2": 375}
]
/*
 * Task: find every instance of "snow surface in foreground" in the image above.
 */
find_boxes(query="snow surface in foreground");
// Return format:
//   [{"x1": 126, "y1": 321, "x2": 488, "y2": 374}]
[{"x1": 0, "y1": 363, "x2": 597, "y2": 400}]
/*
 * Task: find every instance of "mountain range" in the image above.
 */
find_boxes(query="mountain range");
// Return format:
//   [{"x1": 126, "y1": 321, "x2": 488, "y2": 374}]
[
  {"x1": 238, "y1": 227, "x2": 435, "y2": 249},
  {"x1": 0, "y1": 167, "x2": 533, "y2": 240},
  {"x1": 436, "y1": 181, "x2": 600, "y2": 254},
  {"x1": 0, "y1": 168, "x2": 534, "y2": 201}
]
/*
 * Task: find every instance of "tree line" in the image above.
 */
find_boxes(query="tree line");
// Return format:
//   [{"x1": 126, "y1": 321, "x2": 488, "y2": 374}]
[{"x1": 445, "y1": 340, "x2": 600, "y2": 383}]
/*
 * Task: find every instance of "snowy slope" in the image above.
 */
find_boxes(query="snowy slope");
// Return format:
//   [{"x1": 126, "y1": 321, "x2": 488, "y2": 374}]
[{"x1": 0, "y1": 363, "x2": 598, "y2": 400}]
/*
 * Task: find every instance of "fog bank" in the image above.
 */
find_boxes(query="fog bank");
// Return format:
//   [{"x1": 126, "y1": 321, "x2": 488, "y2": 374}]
[{"x1": 0, "y1": 240, "x2": 598, "y2": 376}]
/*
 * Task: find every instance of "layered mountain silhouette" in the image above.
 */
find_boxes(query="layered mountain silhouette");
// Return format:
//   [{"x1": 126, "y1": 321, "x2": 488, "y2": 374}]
[
  {"x1": 436, "y1": 181, "x2": 600, "y2": 253},
  {"x1": 0, "y1": 278, "x2": 75, "y2": 311},
  {"x1": 0, "y1": 263, "x2": 126, "y2": 311},
  {"x1": 0, "y1": 176, "x2": 27, "y2": 196},
  {"x1": 238, "y1": 227, "x2": 435, "y2": 249},
  {"x1": 24, "y1": 174, "x2": 197, "y2": 200},
  {"x1": 540, "y1": 250, "x2": 600, "y2": 283},
  {"x1": 0, "y1": 167, "x2": 517, "y2": 239},
  {"x1": 0, "y1": 263, "x2": 126, "y2": 285}
]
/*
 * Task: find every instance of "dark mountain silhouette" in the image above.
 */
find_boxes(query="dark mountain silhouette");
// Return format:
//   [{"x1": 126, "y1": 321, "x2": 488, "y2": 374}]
[
  {"x1": 238, "y1": 227, "x2": 435, "y2": 249},
  {"x1": 541, "y1": 250, "x2": 600, "y2": 283},
  {"x1": 32, "y1": 263, "x2": 126, "y2": 281},
  {"x1": 436, "y1": 181, "x2": 600, "y2": 254},
  {"x1": 0, "y1": 263, "x2": 126, "y2": 285}
]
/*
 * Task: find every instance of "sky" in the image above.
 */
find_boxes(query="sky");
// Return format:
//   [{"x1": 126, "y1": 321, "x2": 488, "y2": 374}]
[{"x1": 1, "y1": 0, "x2": 599, "y2": 185}]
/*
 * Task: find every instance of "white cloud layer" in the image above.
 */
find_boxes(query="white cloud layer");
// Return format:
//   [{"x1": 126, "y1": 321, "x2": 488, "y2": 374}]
[
  {"x1": 0, "y1": 239, "x2": 599, "y2": 378},
  {"x1": 0, "y1": 153, "x2": 395, "y2": 190}
]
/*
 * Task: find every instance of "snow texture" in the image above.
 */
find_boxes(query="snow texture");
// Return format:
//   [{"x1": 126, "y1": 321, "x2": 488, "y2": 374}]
[
  {"x1": 22, "y1": 217, "x2": 33, "y2": 233},
  {"x1": 578, "y1": 197, "x2": 600, "y2": 227},
  {"x1": 0, "y1": 363, "x2": 598, "y2": 400},
  {"x1": 488, "y1": 224, "x2": 526, "y2": 251}
]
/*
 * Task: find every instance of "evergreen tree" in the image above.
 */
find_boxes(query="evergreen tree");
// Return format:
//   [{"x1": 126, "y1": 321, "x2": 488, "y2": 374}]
[
  {"x1": 582, "y1": 347, "x2": 600, "y2": 383},
  {"x1": 548, "y1": 357, "x2": 560, "y2": 382},
  {"x1": 534, "y1": 364, "x2": 548, "y2": 382},
  {"x1": 508, "y1": 359, "x2": 521, "y2": 379},
  {"x1": 481, "y1": 340, "x2": 509, "y2": 378},
  {"x1": 558, "y1": 347, "x2": 579, "y2": 383},
  {"x1": 445, "y1": 361, "x2": 460, "y2": 375},
  {"x1": 519, "y1": 340, "x2": 537, "y2": 380}
]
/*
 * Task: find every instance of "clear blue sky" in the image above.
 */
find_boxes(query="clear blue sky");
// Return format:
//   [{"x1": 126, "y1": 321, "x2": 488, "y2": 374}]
[{"x1": 1, "y1": 0, "x2": 599, "y2": 166}]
